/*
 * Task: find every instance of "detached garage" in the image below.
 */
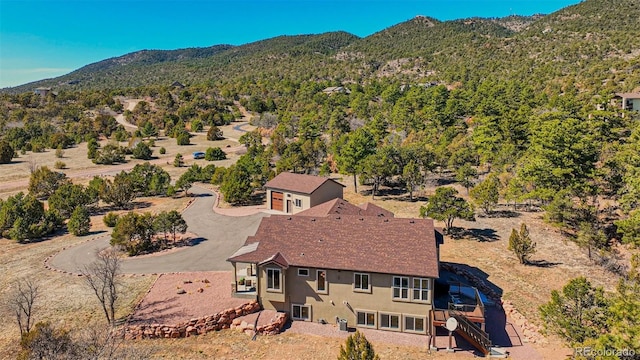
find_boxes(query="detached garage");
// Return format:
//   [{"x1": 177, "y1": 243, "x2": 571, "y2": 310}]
[
  {"x1": 271, "y1": 191, "x2": 284, "y2": 211},
  {"x1": 264, "y1": 173, "x2": 345, "y2": 214}
]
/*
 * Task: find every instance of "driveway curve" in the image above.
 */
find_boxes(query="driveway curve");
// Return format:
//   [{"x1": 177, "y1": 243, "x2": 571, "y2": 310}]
[{"x1": 49, "y1": 186, "x2": 268, "y2": 274}]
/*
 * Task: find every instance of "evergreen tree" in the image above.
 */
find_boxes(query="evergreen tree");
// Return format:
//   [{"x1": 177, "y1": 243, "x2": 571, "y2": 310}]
[
  {"x1": 337, "y1": 331, "x2": 380, "y2": 360},
  {"x1": 419, "y1": 187, "x2": 474, "y2": 232},
  {"x1": 68, "y1": 206, "x2": 91, "y2": 236},
  {"x1": 540, "y1": 277, "x2": 609, "y2": 344},
  {"x1": 173, "y1": 153, "x2": 184, "y2": 167},
  {"x1": 470, "y1": 174, "x2": 500, "y2": 215},
  {"x1": 508, "y1": 223, "x2": 536, "y2": 264}
]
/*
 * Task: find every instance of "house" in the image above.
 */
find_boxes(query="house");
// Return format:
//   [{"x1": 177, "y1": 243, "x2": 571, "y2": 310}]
[
  {"x1": 264, "y1": 173, "x2": 344, "y2": 214},
  {"x1": 322, "y1": 86, "x2": 351, "y2": 95},
  {"x1": 171, "y1": 81, "x2": 185, "y2": 89},
  {"x1": 227, "y1": 203, "x2": 442, "y2": 336},
  {"x1": 34, "y1": 87, "x2": 51, "y2": 98},
  {"x1": 613, "y1": 92, "x2": 640, "y2": 112}
]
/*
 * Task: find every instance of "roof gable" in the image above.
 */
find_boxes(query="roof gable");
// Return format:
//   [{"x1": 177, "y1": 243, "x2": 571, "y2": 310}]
[
  {"x1": 296, "y1": 198, "x2": 394, "y2": 218},
  {"x1": 264, "y1": 172, "x2": 345, "y2": 195}
]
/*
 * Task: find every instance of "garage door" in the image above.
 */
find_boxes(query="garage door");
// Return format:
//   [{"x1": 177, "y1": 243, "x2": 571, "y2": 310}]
[{"x1": 271, "y1": 192, "x2": 284, "y2": 211}]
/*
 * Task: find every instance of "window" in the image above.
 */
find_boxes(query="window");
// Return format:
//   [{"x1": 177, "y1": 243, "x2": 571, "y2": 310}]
[
  {"x1": 413, "y1": 278, "x2": 430, "y2": 302},
  {"x1": 404, "y1": 315, "x2": 426, "y2": 333},
  {"x1": 356, "y1": 310, "x2": 376, "y2": 328},
  {"x1": 294, "y1": 199, "x2": 302, "y2": 207},
  {"x1": 317, "y1": 270, "x2": 327, "y2": 293},
  {"x1": 392, "y1": 276, "x2": 409, "y2": 300},
  {"x1": 297, "y1": 268, "x2": 309, "y2": 276},
  {"x1": 292, "y1": 304, "x2": 311, "y2": 321},
  {"x1": 267, "y1": 268, "x2": 281, "y2": 292},
  {"x1": 354, "y1": 273, "x2": 370, "y2": 292},
  {"x1": 379, "y1": 313, "x2": 400, "y2": 331}
]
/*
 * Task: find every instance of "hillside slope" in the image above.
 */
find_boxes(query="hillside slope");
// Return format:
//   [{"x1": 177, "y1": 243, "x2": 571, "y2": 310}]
[{"x1": 5, "y1": 0, "x2": 640, "y2": 95}]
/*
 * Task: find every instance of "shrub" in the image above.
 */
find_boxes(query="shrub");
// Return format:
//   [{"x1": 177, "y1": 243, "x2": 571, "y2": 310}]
[
  {"x1": 132, "y1": 141, "x2": 153, "y2": 160},
  {"x1": 159, "y1": 147, "x2": 166, "y2": 155},
  {"x1": 54, "y1": 146, "x2": 64, "y2": 158},
  {"x1": 53, "y1": 161, "x2": 66, "y2": 169},
  {"x1": 0, "y1": 140, "x2": 15, "y2": 164},
  {"x1": 173, "y1": 154, "x2": 184, "y2": 167},
  {"x1": 68, "y1": 206, "x2": 91, "y2": 236},
  {"x1": 207, "y1": 126, "x2": 224, "y2": 141},
  {"x1": 205, "y1": 147, "x2": 227, "y2": 161},
  {"x1": 103, "y1": 212, "x2": 119, "y2": 227},
  {"x1": 176, "y1": 132, "x2": 190, "y2": 145},
  {"x1": 338, "y1": 331, "x2": 380, "y2": 360},
  {"x1": 508, "y1": 223, "x2": 536, "y2": 264}
]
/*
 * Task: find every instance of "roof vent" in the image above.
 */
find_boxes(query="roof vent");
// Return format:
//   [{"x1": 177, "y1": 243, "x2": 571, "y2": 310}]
[
  {"x1": 300, "y1": 252, "x2": 305, "y2": 256},
  {"x1": 311, "y1": 218, "x2": 316, "y2": 222},
  {"x1": 287, "y1": 217, "x2": 292, "y2": 220},
  {"x1": 359, "y1": 217, "x2": 364, "y2": 221},
  {"x1": 335, "y1": 216, "x2": 341, "y2": 220},
  {"x1": 384, "y1": 219, "x2": 389, "y2": 222},
  {"x1": 409, "y1": 220, "x2": 415, "y2": 224}
]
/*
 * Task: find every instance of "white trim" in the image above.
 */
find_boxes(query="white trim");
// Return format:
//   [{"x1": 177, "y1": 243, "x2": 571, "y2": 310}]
[
  {"x1": 291, "y1": 304, "x2": 311, "y2": 321},
  {"x1": 379, "y1": 312, "x2": 401, "y2": 332},
  {"x1": 355, "y1": 309, "x2": 377, "y2": 328},
  {"x1": 392, "y1": 276, "x2": 410, "y2": 301},
  {"x1": 353, "y1": 272, "x2": 371, "y2": 293},
  {"x1": 412, "y1": 277, "x2": 431, "y2": 303},
  {"x1": 297, "y1": 268, "x2": 309, "y2": 277},
  {"x1": 316, "y1": 269, "x2": 328, "y2": 294},
  {"x1": 266, "y1": 267, "x2": 282, "y2": 293},
  {"x1": 403, "y1": 314, "x2": 427, "y2": 334}
]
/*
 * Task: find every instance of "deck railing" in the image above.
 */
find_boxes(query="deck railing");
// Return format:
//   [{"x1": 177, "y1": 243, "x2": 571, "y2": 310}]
[{"x1": 449, "y1": 308, "x2": 492, "y2": 354}]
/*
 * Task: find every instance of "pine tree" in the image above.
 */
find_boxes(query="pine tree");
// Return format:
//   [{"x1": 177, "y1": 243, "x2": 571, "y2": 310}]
[
  {"x1": 508, "y1": 223, "x2": 536, "y2": 264},
  {"x1": 68, "y1": 206, "x2": 91, "y2": 236},
  {"x1": 338, "y1": 331, "x2": 380, "y2": 360}
]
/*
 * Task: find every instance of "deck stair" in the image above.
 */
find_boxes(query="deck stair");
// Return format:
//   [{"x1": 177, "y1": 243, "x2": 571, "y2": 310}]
[{"x1": 450, "y1": 308, "x2": 492, "y2": 356}]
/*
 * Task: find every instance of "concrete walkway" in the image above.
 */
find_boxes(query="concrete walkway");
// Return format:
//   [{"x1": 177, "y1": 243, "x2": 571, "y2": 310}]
[{"x1": 49, "y1": 185, "x2": 269, "y2": 274}]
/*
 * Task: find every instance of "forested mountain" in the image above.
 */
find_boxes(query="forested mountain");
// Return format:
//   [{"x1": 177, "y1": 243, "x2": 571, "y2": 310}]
[{"x1": 5, "y1": 0, "x2": 640, "y2": 96}]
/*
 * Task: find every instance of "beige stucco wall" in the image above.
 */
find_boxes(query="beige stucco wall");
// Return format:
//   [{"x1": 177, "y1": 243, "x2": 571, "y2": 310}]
[
  {"x1": 259, "y1": 266, "x2": 433, "y2": 334},
  {"x1": 265, "y1": 180, "x2": 343, "y2": 214},
  {"x1": 265, "y1": 189, "x2": 312, "y2": 214},
  {"x1": 309, "y1": 181, "x2": 344, "y2": 207}
]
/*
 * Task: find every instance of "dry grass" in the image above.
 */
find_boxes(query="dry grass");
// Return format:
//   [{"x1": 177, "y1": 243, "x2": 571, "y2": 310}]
[{"x1": 122, "y1": 331, "x2": 457, "y2": 360}]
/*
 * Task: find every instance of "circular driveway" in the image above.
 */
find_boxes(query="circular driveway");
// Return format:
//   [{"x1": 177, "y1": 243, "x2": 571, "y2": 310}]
[{"x1": 49, "y1": 185, "x2": 269, "y2": 274}]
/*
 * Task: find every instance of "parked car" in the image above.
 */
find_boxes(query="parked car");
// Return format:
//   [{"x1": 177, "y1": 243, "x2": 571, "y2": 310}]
[{"x1": 192, "y1": 151, "x2": 205, "y2": 159}]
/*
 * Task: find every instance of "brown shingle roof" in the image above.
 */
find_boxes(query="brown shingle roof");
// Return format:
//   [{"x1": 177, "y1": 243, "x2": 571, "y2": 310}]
[
  {"x1": 296, "y1": 198, "x2": 394, "y2": 218},
  {"x1": 228, "y1": 215, "x2": 439, "y2": 278},
  {"x1": 264, "y1": 172, "x2": 344, "y2": 195}
]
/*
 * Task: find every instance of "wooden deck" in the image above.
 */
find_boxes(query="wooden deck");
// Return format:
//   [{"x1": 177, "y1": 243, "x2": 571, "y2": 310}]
[{"x1": 432, "y1": 307, "x2": 485, "y2": 326}]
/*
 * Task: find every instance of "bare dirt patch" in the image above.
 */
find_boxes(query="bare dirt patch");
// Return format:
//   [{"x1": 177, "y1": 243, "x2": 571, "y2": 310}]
[{"x1": 128, "y1": 271, "x2": 246, "y2": 325}]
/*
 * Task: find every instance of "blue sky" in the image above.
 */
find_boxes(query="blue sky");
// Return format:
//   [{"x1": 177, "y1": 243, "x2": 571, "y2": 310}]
[{"x1": 0, "y1": 0, "x2": 581, "y2": 88}]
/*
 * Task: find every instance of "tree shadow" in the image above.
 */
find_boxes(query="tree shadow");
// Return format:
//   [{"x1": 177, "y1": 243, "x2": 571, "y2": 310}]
[
  {"x1": 464, "y1": 228, "x2": 500, "y2": 242},
  {"x1": 131, "y1": 201, "x2": 152, "y2": 209},
  {"x1": 527, "y1": 259, "x2": 560, "y2": 268},
  {"x1": 447, "y1": 227, "x2": 500, "y2": 242},
  {"x1": 482, "y1": 210, "x2": 521, "y2": 219}
]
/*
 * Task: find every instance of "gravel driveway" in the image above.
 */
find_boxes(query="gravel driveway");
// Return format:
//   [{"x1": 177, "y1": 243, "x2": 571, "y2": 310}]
[{"x1": 49, "y1": 185, "x2": 268, "y2": 274}]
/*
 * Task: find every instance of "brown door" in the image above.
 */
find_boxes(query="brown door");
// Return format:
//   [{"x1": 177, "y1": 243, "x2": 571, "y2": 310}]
[
  {"x1": 271, "y1": 192, "x2": 284, "y2": 211},
  {"x1": 287, "y1": 200, "x2": 292, "y2": 213}
]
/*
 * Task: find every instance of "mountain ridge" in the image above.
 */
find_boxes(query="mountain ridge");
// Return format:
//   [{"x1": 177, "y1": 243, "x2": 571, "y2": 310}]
[{"x1": 5, "y1": 0, "x2": 640, "y2": 95}]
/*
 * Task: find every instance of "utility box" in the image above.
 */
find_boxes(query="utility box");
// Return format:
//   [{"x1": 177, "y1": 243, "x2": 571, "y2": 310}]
[{"x1": 339, "y1": 319, "x2": 348, "y2": 331}]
